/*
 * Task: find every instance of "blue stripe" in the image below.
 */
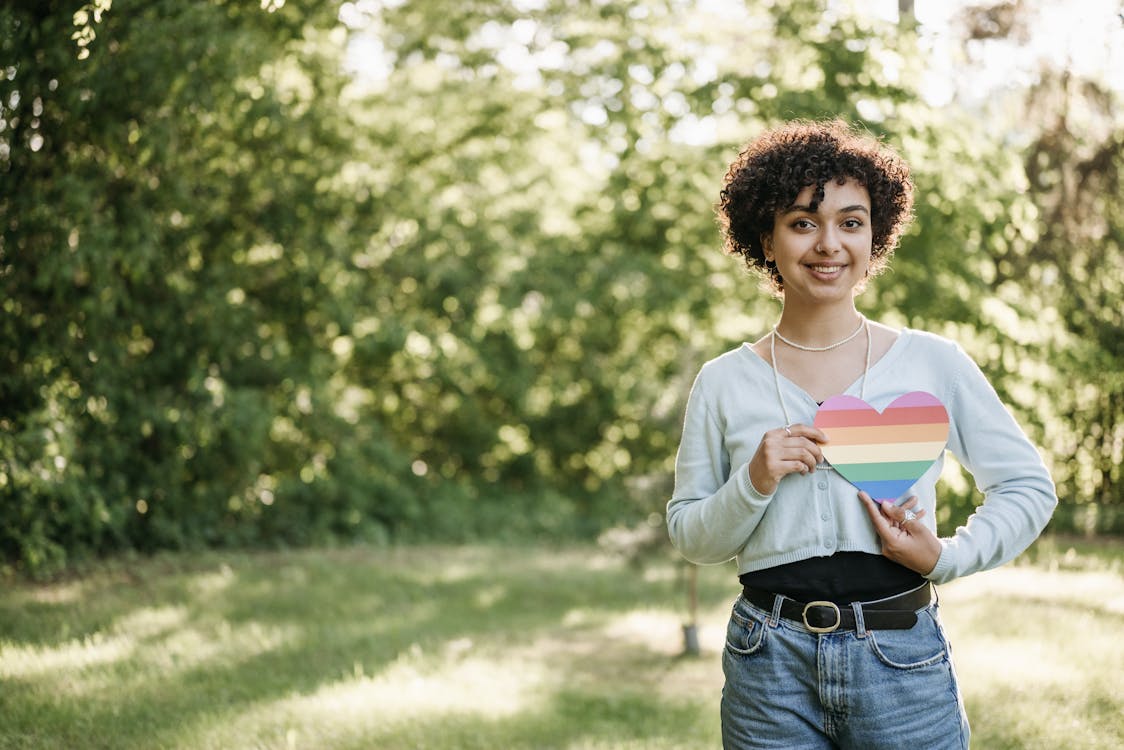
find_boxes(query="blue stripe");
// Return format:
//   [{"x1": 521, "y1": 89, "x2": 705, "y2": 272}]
[{"x1": 851, "y1": 478, "x2": 916, "y2": 502}]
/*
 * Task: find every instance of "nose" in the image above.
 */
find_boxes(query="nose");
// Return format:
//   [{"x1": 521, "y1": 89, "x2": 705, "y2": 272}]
[{"x1": 816, "y1": 226, "x2": 841, "y2": 254}]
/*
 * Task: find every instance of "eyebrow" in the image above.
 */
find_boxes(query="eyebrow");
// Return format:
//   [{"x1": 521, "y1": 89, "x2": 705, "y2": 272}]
[{"x1": 782, "y1": 203, "x2": 870, "y2": 215}]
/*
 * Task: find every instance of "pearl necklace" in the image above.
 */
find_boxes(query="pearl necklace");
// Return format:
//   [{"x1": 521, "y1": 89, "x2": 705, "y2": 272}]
[
  {"x1": 772, "y1": 315, "x2": 866, "y2": 352},
  {"x1": 770, "y1": 317, "x2": 872, "y2": 429}
]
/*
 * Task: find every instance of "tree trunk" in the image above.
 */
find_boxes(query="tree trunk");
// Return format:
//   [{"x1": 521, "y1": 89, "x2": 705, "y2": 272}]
[{"x1": 898, "y1": 0, "x2": 916, "y2": 29}]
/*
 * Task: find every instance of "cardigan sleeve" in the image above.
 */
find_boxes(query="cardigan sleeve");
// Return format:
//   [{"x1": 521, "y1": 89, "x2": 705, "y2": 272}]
[
  {"x1": 665, "y1": 368, "x2": 775, "y2": 565},
  {"x1": 925, "y1": 342, "x2": 1057, "y2": 584}
]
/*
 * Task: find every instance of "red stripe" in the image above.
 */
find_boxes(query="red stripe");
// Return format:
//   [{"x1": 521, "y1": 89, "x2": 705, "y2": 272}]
[{"x1": 815, "y1": 405, "x2": 948, "y2": 428}]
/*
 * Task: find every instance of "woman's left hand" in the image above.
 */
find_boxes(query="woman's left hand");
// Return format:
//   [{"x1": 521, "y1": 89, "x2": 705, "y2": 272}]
[{"x1": 858, "y1": 492, "x2": 942, "y2": 576}]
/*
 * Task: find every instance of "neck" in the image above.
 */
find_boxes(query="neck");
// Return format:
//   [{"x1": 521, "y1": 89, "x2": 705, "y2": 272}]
[{"x1": 774, "y1": 303, "x2": 864, "y2": 349}]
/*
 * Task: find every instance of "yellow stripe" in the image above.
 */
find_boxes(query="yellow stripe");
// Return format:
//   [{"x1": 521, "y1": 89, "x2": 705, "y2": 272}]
[
  {"x1": 823, "y1": 423, "x2": 949, "y2": 446},
  {"x1": 823, "y1": 441, "x2": 947, "y2": 465}
]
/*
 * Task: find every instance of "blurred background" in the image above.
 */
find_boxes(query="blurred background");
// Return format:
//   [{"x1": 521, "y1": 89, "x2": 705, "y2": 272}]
[{"x1": 3, "y1": 0, "x2": 1123, "y2": 577}]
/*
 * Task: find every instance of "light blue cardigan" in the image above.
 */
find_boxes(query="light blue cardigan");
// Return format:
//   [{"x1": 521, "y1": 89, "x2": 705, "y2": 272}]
[{"x1": 666, "y1": 328, "x2": 1057, "y2": 585}]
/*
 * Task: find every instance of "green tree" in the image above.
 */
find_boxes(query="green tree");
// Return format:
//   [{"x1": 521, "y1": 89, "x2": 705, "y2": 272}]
[
  {"x1": 1017, "y1": 72, "x2": 1124, "y2": 532},
  {"x1": 346, "y1": 0, "x2": 1033, "y2": 533},
  {"x1": 941, "y1": 1, "x2": 1124, "y2": 533},
  {"x1": 5, "y1": 0, "x2": 1096, "y2": 575},
  {"x1": 0, "y1": 0, "x2": 412, "y2": 573}
]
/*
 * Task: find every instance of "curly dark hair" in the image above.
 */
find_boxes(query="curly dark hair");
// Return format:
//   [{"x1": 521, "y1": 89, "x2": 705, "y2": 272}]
[{"x1": 717, "y1": 119, "x2": 914, "y2": 292}]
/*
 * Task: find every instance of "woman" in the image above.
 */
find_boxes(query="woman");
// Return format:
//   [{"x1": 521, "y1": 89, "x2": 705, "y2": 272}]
[{"x1": 666, "y1": 120, "x2": 1056, "y2": 749}]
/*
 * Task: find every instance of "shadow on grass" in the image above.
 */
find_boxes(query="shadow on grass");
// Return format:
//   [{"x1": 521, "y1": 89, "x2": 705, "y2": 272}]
[{"x1": 1, "y1": 544, "x2": 731, "y2": 749}]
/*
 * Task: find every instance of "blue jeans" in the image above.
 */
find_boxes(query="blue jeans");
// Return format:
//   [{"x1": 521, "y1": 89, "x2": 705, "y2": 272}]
[{"x1": 721, "y1": 591, "x2": 970, "y2": 749}]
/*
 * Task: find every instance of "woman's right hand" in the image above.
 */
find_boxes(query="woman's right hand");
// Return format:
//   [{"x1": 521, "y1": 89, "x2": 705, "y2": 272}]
[{"x1": 747, "y1": 423, "x2": 829, "y2": 496}]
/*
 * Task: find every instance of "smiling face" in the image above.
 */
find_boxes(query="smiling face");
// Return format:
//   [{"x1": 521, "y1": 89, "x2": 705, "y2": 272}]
[{"x1": 762, "y1": 177, "x2": 873, "y2": 307}]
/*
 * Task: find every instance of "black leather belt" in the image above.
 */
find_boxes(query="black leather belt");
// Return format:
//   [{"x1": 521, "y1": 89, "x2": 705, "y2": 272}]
[{"x1": 740, "y1": 582, "x2": 933, "y2": 633}]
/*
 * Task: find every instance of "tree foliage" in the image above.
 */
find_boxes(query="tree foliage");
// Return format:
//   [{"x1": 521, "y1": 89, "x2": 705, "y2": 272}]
[
  {"x1": 3, "y1": 0, "x2": 1120, "y2": 575},
  {"x1": 938, "y1": 1, "x2": 1124, "y2": 534},
  {"x1": 1, "y1": 0, "x2": 402, "y2": 572},
  {"x1": 1007, "y1": 72, "x2": 1124, "y2": 533}
]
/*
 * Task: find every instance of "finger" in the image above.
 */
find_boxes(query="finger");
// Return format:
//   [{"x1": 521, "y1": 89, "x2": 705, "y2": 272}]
[
  {"x1": 777, "y1": 444, "x2": 820, "y2": 473},
  {"x1": 880, "y1": 502, "x2": 904, "y2": 524},
  {"x1": 884, "y1": 501, "x2": 928, "y2": 529},
  {"x1": 768, "y1": 456, "x2": 810, "y2": 476},
  {"x1": 785, "y1": 423, "x2": 829, "y2": 444},
  {"x1": 881, "y1": 500, "x2": 916, "y2": 524},
  {"x1": 901, "y1": 505, "x2": 927, "y2": 518},
  {"x1": 899, "y1": 497, "x2": 927, "y2": 522},
  {"x1": 783, "y1": 460, "x2": 810, "y2": 475},
  {"x1": 797, "y1": 436, "x2": 825, "y2": 464},
  {"x1": 878, "y1": 497, "x2": 920, "y2": 536},
  {"x1": 859, "y1": 491, "x2": 895, "y2": 534},
  {"x1": 797, "y1": 446, "x2": 819, "y2": 472},
  {"x1": 781, "y1": 437, "x2": 824, "y2": 466}
]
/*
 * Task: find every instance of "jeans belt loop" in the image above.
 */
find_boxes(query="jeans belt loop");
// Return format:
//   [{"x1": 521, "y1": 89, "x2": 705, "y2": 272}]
[
  {"x1": 801, "y1": 600, "x2": 841, "y2": 633},
  {"x1": 851, "y1": 600, "x2": 867, "y2": 638},
  {"x1": 768, "y1": 593, "x2": 785, "y2": 627}
]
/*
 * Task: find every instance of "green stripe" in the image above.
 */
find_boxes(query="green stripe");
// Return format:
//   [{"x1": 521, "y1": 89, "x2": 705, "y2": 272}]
[{"x1": 832, "y1": 460, "x2": 935, "y2": 482}]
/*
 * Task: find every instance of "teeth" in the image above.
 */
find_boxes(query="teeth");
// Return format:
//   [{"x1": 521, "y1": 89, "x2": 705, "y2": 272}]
[{"x1": 809, "y1": 265, "x2": 843, "y2": 272}]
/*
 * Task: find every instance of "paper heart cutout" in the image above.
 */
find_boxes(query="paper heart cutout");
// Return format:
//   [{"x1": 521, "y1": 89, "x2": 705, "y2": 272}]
[{"x1": 814, "y1": 391, "x2": 949, "y2": 503}]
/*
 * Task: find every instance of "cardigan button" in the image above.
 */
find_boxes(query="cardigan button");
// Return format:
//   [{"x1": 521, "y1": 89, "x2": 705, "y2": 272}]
[{"x1": 817, "y1": 481, "x2": 828, "y2": 490}]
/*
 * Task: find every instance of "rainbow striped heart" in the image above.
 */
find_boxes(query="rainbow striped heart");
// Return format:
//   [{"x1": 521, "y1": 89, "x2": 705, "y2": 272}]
[{"x1": 814, "y1": 391, "x2": 950, "y2": 503}]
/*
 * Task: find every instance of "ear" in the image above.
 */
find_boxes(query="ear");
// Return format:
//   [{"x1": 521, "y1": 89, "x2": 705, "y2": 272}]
[{"x1": 761, "y1": 234, "x2": 774, "y2": 262}]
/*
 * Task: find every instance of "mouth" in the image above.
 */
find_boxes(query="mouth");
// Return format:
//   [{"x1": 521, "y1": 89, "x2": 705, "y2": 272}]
[{"x1": 805, "y1": 263, "x2": 848, "y2": 277}]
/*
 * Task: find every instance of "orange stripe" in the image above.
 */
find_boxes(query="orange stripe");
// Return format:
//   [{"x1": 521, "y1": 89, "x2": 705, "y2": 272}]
[{"x1": 822, "y1": 423, "x2": 950, "y2": 446}]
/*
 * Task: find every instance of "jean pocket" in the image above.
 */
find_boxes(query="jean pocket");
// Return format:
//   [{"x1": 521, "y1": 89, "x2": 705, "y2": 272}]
[
  {"x1": 724, "y1": 601, "x2": 768, "y2": 657},
  {"x1": 867, "y1": 607, "x2": 948, "y2": 670}
]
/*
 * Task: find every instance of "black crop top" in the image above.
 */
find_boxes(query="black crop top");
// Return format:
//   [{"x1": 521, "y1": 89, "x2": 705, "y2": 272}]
[{"x1": 738, "y1": 552, "x2": 925, "y2": 604}]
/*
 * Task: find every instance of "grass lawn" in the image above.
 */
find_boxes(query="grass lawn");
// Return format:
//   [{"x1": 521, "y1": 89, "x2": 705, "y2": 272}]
[{"x1": 1, "y1": 535, "x2": 1122, "y2": 749}]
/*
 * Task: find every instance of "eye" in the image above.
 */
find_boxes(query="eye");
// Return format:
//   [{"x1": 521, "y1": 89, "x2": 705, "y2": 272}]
[
  {"x1": 791, "y1": 218, "x2": 816, "y2": 230},
  {"x1": 842, "y1": 217, "x2": 865, "y2": 229}
]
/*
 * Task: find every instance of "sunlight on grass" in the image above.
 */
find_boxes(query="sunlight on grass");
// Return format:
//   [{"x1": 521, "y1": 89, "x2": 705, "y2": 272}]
[
  {"x1": 473, "y1": 583, "x2": 508, "y2": 608},
  {"x1": 1, "y1": 540, "x2": 1120, "y2": 749},
  {"x1": 2, "y1": 601, "x2": 297, "y2": 702},
  {"x1": 25, "y1": 581, "x2": 86, "y2": 605},
  {"x1": 188, "y1": 563, "x2": 237, "y2": 597},
  {"x1": 946, "y1": 565, "x2": 1124, "y2": 613},
  {"x1": 601, "y1": 609, "x2": 684, "y2": 656},
  {"x1": 245, "y1": 580, "x2": 716, "y2": 749},
  {"x1": 1, "y1": 631, "x2": 134, "y2": 680},
  {"x1": 2, "y1": 605, "x2": 190, "y2": 682},
  {"x1": 114, "y1": 604, "x2": 190, "y2": 637},
  {"x1": 185, "y1": 641, "x2": 548, "y2": 749},
  {"x1": 939, "y1": 560, "x2": 1124, "y2": 750},
  {"x1": 148, "y1": 618, "x2": 296, "y2": 672}
]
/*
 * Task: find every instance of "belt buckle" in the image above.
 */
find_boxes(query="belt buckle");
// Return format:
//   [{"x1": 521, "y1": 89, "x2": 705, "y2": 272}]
[{"x1": 802, "y1": 600, "x2": 841, "y2": 633}]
